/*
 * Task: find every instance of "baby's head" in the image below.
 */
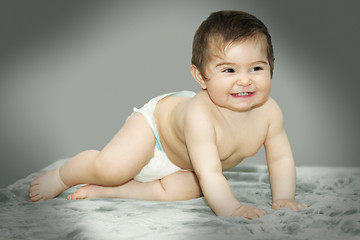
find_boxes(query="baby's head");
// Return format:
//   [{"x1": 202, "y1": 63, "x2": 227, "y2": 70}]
[{"x1": 191, "y1": 10, "x2": 274, "y2": 78}]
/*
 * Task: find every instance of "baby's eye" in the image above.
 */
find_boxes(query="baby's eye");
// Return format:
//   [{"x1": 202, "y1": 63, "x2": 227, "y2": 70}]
[
  {"x1": 250, "y1": 66, "x2": 262, "y2": 72},
  {"x1": 223, "y1": 68, "x2": 235, "y2": 73}
]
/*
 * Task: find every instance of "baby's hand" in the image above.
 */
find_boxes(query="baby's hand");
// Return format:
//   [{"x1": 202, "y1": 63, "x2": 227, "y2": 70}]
[
  {"x1": 272, "y1": 199, "x2": 307, "y2": 210},
  {"x1": 231, "y1": 205, "x2": 268, "y2": 219}
]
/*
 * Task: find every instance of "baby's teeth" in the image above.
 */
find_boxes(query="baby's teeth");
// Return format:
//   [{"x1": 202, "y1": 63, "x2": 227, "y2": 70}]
[{"x1": 237, "y1": 92, "x2": 249, "y2": 96}]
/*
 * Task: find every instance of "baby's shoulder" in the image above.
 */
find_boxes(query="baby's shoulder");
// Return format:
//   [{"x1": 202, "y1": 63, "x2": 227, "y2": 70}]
[
  {"x1": 181, "y1": 92, "x2": 216, "y2": 128},
  {"x1": 185, "y1": 91, "x2": 212, "y2": 112},
  {"x1": 184, "y1": 97, "x2": 210, "y2": 122},
  {"x1": 261, "y1": 97, "x2": 285, "y2": 125},
  {"x1": 261, "y1": 97, "x2": 282, "y2": 113}
]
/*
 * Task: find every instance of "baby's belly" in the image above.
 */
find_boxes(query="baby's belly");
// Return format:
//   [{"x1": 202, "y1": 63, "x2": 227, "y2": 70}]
[
  {"x1": 162, "y1": 141, "x2": 193, "y2": 170},
  {"x1": 220, "y1": 157, "x2": 245, "y2": 170}
]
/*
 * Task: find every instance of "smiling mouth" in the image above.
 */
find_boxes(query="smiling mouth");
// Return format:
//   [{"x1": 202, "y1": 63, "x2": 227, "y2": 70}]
[{"x1": 231, "y1": 92, "x2": 254, "y2": 97}]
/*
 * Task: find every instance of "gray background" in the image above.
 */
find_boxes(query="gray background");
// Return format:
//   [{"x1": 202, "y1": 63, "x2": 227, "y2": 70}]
[{"x1": 1, "y1": 0, "x2": 359, "y2": 188}]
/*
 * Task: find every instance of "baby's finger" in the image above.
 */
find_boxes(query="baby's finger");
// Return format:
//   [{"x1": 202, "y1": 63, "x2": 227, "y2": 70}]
[
  {"x1": 245, "y1": 213, "x2": 258, "y2": 220},
  {"x1": 298, "y1": 203, "x2": 308, "y2": 209},
  {"x1": 257, "y1": 209, "x2": 268, "y2": 216},
  {"x1": 249, "y1": 209, "x2": 267, "y2": 219},
  {"x1": 272, "y1": 201, "x2": 292, "y2": 210},
  {"x1": 272, "y1": 202, "x2": 281, "y2": 210},
  {"x1": 289, "y1": 202, "x2": 299, "y2": 210},
  {"x1": 288, "y1": 202, "x2": 307, "y2": 210},
  {"x1": 291, "y1": 202, "x2": 307, "y2": 210}
]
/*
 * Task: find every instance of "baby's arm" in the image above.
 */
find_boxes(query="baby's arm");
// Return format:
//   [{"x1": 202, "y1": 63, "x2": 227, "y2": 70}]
[
  {"x1": 184, "y1": 106, "x2": 267, "y2": 219},
  {"x1": 264, "y1": 100, "x2": 307, "y2": 210}
]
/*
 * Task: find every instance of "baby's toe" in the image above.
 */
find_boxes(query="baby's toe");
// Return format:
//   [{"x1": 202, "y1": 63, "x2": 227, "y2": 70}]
[
  {"x1": 68, "y1": 188, "x2": 88, "y2": 200},
  {"x1": 29, "y1": 182, "x2": 38, "y2": 189},
  {"x1": 30, "y1": 177, "x2": 41, "y2": 185},
  {"x1": 29, "y1": 190, "x2": 40, "y2": 198},
  {"x1": 29, "y1": 194, "x2": 43, "y2": 202},
  {"x1": 29, "y1": 185, "x2": 39, "y2": 193},
  {"x1": 67, "y1": 192, "x2": 79, "y2": 200},
  {"x1": 67, "y1": 192, "x2": 74, "y2": 200}
]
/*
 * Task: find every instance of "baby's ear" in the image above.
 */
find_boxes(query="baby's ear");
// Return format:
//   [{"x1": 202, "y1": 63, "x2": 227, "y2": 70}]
[{"x1": 190, "y1": 65, "x2": 207, "y2": 90}]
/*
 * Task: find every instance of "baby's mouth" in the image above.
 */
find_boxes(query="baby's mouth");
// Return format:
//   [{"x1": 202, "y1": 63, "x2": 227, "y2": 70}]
[{"x1": 231, "y1": 92, "x2": 254, "y2": 97}]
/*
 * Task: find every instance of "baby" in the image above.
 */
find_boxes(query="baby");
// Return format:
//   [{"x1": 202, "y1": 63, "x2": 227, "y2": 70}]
[{"x1": 29, "y1": 10, "x2": 307, "y2": 219}]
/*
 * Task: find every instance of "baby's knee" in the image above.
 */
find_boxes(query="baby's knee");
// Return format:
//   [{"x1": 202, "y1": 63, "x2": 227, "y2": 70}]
[
  {"x1": 178, "y1": 172, "x2": 202, "y2": 200},
  {"x1": 161, "y1": 171, "x2": 201, "y2": 201},
  {"x1": 76, "y1": 150, "x2": 115, "y2": 183},
  {"x1": 178, "y1": 185, "x2": 202, "y2": 201},
  {"x1": 76, "y1": 149, "x2": 100, "y2": 160},
  {"x1": 92, "y1": 154, "x2": 131, "y2": 185}
]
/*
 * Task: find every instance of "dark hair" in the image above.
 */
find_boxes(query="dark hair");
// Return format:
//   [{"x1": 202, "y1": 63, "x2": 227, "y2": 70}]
[{"x1": 191, "y1": 10, "x2": 275, "y2": 78}]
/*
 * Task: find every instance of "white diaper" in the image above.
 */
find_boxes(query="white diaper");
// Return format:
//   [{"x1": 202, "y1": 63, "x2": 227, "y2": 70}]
[
  {"x1": 134, "y1": 147, "x2": 182, "y2": 183},
  {"x1": 131, "y1": 91, "x2": 196, "y2": 183}
]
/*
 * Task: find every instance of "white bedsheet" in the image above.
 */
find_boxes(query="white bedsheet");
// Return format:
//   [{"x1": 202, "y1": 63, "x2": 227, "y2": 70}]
[{"x1": 1, "y1": 159, "x2": 359, "y2": 240}]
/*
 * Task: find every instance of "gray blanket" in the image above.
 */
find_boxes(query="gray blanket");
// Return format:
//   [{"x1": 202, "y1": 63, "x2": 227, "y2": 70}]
[{"x1": 1, "y1": 159, "x2": 359, "y2": 240}]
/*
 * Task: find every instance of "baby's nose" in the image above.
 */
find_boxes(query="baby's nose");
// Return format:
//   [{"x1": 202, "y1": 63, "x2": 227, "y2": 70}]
[{"x1": 236, "y1": 75, "x2": 252, "y2": 86}]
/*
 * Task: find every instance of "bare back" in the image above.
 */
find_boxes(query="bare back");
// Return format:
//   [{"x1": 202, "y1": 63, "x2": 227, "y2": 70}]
[{"x1": 155, "y1": 90, "x2": 272, "y2": 171}]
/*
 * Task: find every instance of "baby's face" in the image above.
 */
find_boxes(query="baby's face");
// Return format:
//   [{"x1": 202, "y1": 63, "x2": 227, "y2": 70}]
[{"x1": 201, "y1": 37, "x2": 271, "y2": 112}]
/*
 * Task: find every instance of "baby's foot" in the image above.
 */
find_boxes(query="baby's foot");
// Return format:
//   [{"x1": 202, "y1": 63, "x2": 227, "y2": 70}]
[
  {"x1": 29, "y1": 167, "x2": 69, "y2": 202},
  {"x1": 67, "y1": 185, "x2": 107, "y2": 200}
]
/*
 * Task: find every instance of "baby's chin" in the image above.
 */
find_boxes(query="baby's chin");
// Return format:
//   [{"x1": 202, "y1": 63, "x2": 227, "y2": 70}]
[{"x1": 223, "y1": 97, "x2": 269, "y2": 112}]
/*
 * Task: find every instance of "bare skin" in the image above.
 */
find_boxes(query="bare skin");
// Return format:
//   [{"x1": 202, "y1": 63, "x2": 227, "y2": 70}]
[
  {"x1": 29, "y1": 38, "x2": 307, "y2": 219},
  {"x1": 67, "y1": 171, "x2": 201, "y2": 201}
]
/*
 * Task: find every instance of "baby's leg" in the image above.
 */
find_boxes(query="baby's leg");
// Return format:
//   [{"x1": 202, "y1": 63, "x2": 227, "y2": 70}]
[
  {"x1": 67, "y1": 171, "x2": 201, "y2": 201},
  {"x1": 29, "y1": 150, "x2": 99, "y2": 202},
  {"x1": 29, "y1": 167, "x2": 69, "y2": 202},
  {"x1": 29, "y1": 112, "x2": 156, "y2": 202}
]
